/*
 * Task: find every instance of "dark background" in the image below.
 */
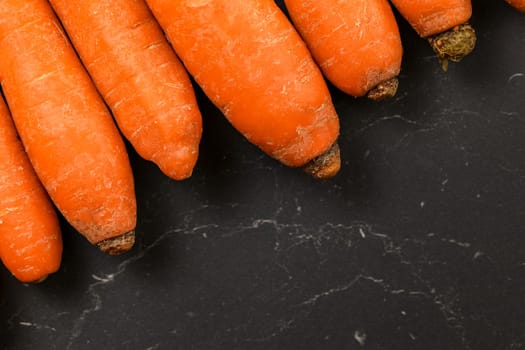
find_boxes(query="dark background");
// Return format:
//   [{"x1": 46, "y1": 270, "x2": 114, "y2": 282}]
[{"x1": 1, "y1": 1, "x2": 524, "y2": 349}]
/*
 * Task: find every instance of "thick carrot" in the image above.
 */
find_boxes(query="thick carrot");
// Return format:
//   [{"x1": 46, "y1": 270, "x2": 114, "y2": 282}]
[
  {"x1": 0, "y1": 93, "x2": 62, "y2": 283},
  {"x1": 284, "y1": 0, "x2": 403, "y2": 100},
  {"x1": 0, "y1": 0, "x2": 136, "y2": 254},
  {"x1": 145, "y1": 0, "x2": 341, "y2": 178},
  {"x1": 506, "y1": 0, "x2": 525, "y2": 12},
  {"x1": 48, "y1": 0, "x2": 203, "y2": 181},
  {"x1": 390, "y1": 0, "x2": 476, "y2": 70}
]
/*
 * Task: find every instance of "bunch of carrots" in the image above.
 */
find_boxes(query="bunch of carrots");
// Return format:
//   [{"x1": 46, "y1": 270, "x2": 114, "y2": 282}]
[{"x1": 0, "y1": 0, "x2": 522, "y2": 283}]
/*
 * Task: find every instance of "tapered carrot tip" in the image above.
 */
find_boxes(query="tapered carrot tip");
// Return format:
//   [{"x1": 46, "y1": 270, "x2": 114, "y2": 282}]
[
  {"x1": 303, "y1": 143, "x2": 341, "y2": 179},
  {"x1": 367, "y1": 77, "x2": 400, "y2": 101},
  {"x1": 96, "y1": 230, "x2": 135, "y2": 255},
  {"x1": 428, "y1": 23, "x2": 476, "y2": 72}
]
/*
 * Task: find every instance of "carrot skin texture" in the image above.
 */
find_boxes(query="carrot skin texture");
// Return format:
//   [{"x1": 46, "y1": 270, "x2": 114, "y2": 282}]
[
  {"x1": 146, "y1": 0, "x2": 340, "y2": 169},
  {"x1": 284, "y1": 0, "x2": 403, "y2": 98},
  {"x1": 0, "y1": 0, "x2": 137, "y2": 250},
  {"x1": 0, "y1": 95, "x2": 62, "y2": 283},
  {"x1": 506, "y1": 0, "x2": 525, "y2": 12},
  {"x1": 49, "y1": 0, "x2": 203, "y2": 180},
  {"x1": 389, "y1": 0, "x2": 472, "y2": 38}
]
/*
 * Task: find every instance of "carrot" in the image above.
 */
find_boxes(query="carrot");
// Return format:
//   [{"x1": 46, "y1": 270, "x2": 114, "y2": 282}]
[
  {"x1": 389, "y1": 0, "x2": 476, "y2": 70},
  {"x1": 0, "y1": 0, "x2": 136, "y2": 254},
  {"x1": 48, "y1": 0, "x2": 203, "y2": 181},
  {"x1": 145, "y1": 0, "x2": 341, "y2": 178},
  {"x1": 0, "y1": 93, "x2": 62, "y2": 283},
  {"x1": 284, "y1": 0, "x2": 403, "y2": 101},
  {"x1": 506, "y1": 0, "x2": 525, "y2": 12}
]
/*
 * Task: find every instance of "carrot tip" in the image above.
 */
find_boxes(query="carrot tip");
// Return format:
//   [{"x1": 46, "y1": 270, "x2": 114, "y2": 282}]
[
  {"x1": 367, "y1": 77, "x2": 400, "y2": 101},
  {"x1": 428, "y1": 23, "x2": 476, "y2": 71},
  {"x1": 303, "y1": 143, "x2": 341, "y2": 179},
  {"x1": 96, "y1": 230, "x2": 135, "y2": 255}
]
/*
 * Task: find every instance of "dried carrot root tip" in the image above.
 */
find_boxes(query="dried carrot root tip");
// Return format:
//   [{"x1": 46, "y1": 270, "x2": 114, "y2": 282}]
[
  {"x1": 428, "y1": 23, "x2": 476, "y2": 71},
  {"x1": 367, "y1": 78, "x2": 400, "y2": 101},
  {"x1": 302, "y1": 143, "x2": 341, "y2": 179},
  {"x1": 96, "y1": 231, "x2": 135, "y2": 255}
]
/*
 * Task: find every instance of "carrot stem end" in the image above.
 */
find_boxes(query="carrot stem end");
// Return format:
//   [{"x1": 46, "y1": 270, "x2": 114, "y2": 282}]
[
  {"x1": 367, "y1": 77, "x2": 399, "y2": 101},
  {"x1": 96, "y1": 230, "x2": 135, "y2": 255},
  {"x1": 302, "y1": 143, "x2": 341, "y2": 179},
  {"x1": 428, "y1": 23, "x2": 476, "y2": 71}
]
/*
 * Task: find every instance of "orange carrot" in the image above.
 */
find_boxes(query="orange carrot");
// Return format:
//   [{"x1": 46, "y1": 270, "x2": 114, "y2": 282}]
[
  {"x1": 506, "y1": 0, "x2": 525, "y2": 12},
  {"x1": 145, "y1": 0, "x2": 340, "y2": 178},
  {"x1": 48, "y1": 0, "x2": 203, "y2": 180},
  {"x1": 284, "y1": 0, "x2": 403, "y2": 100},
  {"x1": 0, "y1": 0, "x2": 136, "y2": 254},
  {"x1": 390, "y1": 0, "x2": 476, "y2": 70},
  {"x1": 0, "y1": 93, "x2": 62, "y2": 283}
]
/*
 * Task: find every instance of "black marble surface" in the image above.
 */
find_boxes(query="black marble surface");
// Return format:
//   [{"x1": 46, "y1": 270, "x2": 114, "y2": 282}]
[{"x1": 1, "y1": 2, "x2": 525, "y2": 349}]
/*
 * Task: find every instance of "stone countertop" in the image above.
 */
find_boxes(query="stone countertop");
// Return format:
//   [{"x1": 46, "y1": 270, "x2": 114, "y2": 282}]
[{"x1": 1, "y1": 2, "x2": 525, "y2": 349}]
